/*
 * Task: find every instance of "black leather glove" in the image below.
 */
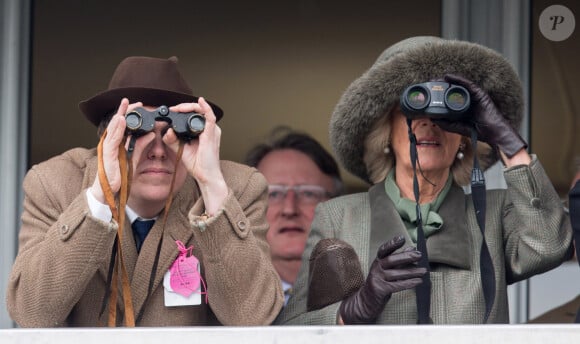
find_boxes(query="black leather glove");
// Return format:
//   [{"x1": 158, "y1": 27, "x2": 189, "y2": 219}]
[
  {"x1": 432, "y1": 74, "x2": 527, "y2": 158},
  {"x1": 338, "y1": 235, "x2": 427, "y2": 324}
]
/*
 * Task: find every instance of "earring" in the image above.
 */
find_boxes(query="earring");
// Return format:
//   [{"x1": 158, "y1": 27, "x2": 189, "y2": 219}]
[
  {"x1": 456, "y1": 143, "x2": 465, "y2": 160},
  {"x1": 383, "y1": 139, "x2": 391, "y2": 154}
]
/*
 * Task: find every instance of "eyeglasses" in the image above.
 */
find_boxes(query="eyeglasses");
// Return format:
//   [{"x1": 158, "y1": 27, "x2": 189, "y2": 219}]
[{"x1": 267, "y1": 184, "x2": 331, "y2": 205}]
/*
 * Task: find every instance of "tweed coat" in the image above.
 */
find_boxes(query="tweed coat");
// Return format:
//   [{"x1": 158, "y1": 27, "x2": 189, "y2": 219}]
[
  {"x1": 276, "y1": 157, "x2": 572, "y2": 324},
  {"x1": 7, "y1": 147, "x2": 284, "y2": 327}
]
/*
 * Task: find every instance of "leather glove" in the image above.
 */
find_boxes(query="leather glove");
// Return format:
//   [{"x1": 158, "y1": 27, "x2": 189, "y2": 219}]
[
  {"x1": 432, "y1": 74, "x2": 527, "y2": 158},
  {"x1": 307, "y1": 238, "x2": 365, "y2": 312},
  {"x1": 338, "y1": 235, "x2": 427, "y2": 324}
]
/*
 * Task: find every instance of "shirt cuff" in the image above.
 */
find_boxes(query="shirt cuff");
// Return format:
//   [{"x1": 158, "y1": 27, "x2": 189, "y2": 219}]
[
  {"x1": 85, "y1": 188, "x2": 113, "y2": 222},
  {"x1": 191, "y1": 208, "x2": 224, "y2": 232}
]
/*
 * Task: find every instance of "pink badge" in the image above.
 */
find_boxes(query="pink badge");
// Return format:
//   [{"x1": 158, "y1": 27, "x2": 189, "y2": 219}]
[{"x1": 169, "y1": 240, "x2": 206, "y2": 300}]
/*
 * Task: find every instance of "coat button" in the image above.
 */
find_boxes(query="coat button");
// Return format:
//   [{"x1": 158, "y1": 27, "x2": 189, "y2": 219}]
[
  {"x1": 60, "y1": 224, "x2": 69, "y2": 234},
  {"x1": 237, "y1": 220, "x2": 247, "y2": 230},
  {"x1": 530, "y1": 197, "x2": 541, "y2": 208}
]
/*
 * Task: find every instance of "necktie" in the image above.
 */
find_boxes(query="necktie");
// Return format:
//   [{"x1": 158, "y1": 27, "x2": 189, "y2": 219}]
[{"x1": 132, "y1": 219, "x2": 155, "y2": 253}]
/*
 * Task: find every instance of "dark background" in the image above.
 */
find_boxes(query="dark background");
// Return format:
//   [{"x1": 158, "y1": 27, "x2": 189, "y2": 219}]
[
  {"x1": 29, "y1": 0, "x2": 441, "y2": 193},
  {"x1": 29, "y1": 0, "x2": 580, "y2": 196}
]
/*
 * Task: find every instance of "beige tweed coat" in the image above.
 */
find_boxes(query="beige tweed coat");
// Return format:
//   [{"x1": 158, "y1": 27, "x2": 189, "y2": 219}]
[
  {"x1": 7, "y1": 147, "x2": 283, "y2": 327},
  {"x1": 276, "y1": 157, "x2": 572, "y2": 324}
]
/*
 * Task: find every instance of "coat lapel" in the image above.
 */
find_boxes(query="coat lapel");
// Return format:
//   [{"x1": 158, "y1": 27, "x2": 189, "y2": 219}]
[
  {"x1": 368, "y1": 182, "x2": 409, "y2": 268},
  {"x1": 368, "y1": 181, "x2": 472, "y2": 270},
  {"x1": 427, "y1": 184, "x2": 472, "y2": 269},
  {"x1": 121, "y1": 217, "x2": 139, "y2": 278}
]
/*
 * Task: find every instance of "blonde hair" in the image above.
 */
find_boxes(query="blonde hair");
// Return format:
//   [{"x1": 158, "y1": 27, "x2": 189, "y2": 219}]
[
  {"x1": 363, "y1": 112, "x2": 393, "y2": 183},
  {"x1": 363, "y1": 108, "x2": 492, "y2": 186}
]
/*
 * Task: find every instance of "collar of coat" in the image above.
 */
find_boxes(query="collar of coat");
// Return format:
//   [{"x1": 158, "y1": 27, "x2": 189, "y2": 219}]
[{"x1": 369, "y1": 181, "x2": 472, "y2": 270}]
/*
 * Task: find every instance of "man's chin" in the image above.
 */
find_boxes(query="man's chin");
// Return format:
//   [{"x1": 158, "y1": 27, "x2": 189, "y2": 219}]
[
  {"x1": 131, "y1": 190, "x2": 172, "y2": 204},
  {"x1": 280, "y1": 254, "x2": 303, "y2": 261},
  {"x1": 277, "y1": 246, "x2": 307, "y2": 260}
]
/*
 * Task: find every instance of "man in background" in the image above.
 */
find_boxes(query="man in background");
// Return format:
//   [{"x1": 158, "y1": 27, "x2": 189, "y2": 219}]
[{"x1": 245, "y1": 127, "x2": 343, "y2": 305}]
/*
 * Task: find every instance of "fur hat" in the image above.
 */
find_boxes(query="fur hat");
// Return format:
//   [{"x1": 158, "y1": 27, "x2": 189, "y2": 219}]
[
  {"x1": 79, "y1": 56, "x2": 223, "y2": 126},
  {"x1": 330, "y1": 36, "x2": 524, "y2": 183}
]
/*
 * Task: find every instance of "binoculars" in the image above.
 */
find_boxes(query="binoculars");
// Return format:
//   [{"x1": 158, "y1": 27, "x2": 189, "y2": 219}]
[
  {"x1": 125, "y1": 105, "x2": 205, "y2": 141},
  {"x1": 400, "y1": 81, "x2": 471, "y2": 121}
]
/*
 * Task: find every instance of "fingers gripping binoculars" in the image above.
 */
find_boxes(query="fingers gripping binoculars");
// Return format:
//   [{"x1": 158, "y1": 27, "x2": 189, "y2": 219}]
[
  {"x1": 125, "y1": 106, "x2": 205, "y2": 141},
  {"x1": 400, "y1": 82, "x2": 471, "y2": 120}
]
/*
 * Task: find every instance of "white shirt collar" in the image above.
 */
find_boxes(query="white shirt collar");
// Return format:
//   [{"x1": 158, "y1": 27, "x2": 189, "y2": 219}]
[{"x1": 125, "y1": 205, "x2": 157, "y2": 224}]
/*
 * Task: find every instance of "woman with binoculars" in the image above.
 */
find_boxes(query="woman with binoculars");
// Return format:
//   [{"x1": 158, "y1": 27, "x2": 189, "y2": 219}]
[{"x1": 276, "y1": 36, "x2": 572, "y2": 325}]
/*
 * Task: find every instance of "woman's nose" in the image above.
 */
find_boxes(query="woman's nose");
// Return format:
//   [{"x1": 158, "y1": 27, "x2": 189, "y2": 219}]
[{"x1": 416, "y1": 117, "x2": 438, "y2": 127}]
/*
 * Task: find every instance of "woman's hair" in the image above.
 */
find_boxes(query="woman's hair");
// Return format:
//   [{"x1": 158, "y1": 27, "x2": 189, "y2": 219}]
[
  {"x1": 363, "y1": 107, "x2": 485, "y2": 186},
  {"x1": 363, "y1": 111, "x2": 394, "y2": 183}
]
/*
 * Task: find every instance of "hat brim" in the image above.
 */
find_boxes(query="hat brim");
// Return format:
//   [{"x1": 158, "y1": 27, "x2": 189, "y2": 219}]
[{"x1": 79, "y1": 87, "x2": 224, "y2": 126}]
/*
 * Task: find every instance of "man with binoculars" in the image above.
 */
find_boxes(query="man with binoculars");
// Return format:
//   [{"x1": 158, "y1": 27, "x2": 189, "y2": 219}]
[{"x1": 6, "y1": 56, "x2": 283, "y2": 327}]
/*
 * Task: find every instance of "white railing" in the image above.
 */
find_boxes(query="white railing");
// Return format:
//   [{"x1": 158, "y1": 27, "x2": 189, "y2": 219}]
[{"x1": 1, "y1": 325, "x2": 580, "y2": 344}]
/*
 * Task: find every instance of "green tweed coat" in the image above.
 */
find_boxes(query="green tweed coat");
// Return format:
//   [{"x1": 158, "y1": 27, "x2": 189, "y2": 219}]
[
  {"x1": 276, "y1": 157, "x2": 572, "y2": 324},
  {"x1": 7, "y1": 147, "x2": 283, "y2": 327}
]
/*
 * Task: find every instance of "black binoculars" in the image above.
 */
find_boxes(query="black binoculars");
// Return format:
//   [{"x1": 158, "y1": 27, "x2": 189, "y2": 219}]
[
  {"x1": 125, "y1": 105, "x2": 205, "y2": 141},
  {"x1": 400, "y1": 81, "x2": 471, "y2": 121}
]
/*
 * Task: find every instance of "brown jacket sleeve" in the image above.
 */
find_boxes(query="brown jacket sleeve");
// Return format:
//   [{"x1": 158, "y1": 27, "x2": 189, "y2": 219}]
[
  {"x1": 190, "y1": 162, "x2": 284, "y2": 325},
  {"x1": 6, "y1": 149, "x2": 117, "y2": 327}
]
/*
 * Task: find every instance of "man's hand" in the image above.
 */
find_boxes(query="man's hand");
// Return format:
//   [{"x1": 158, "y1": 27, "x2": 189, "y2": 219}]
[
  {"x1": 89, "y1": 98, "x2": 144, "y2": 203},
  {"x1": 164, "y1": 97, "x2": 228, "y2": 215}
]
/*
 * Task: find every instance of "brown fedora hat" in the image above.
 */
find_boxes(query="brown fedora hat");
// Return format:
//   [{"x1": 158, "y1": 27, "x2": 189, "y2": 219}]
[{"x1": 79, "y1": 56, "x2": 223, "y2": 126}]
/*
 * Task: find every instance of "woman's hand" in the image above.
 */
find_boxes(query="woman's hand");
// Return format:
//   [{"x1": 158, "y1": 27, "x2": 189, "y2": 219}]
[
  {"x1": 433, "y1": 74, "x2": 528, "y2": 159},
  {"x1": 338, "y1": 236, "x2": 427, "y2": 324}
]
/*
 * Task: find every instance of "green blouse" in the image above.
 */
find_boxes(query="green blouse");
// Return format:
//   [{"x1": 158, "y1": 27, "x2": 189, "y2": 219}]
[{"x1": 384, "y1": 169, "x2": 452, "y2": 243}]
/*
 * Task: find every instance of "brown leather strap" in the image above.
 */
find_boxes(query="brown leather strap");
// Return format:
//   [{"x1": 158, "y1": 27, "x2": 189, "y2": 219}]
[
  {"x1": 97, "y1": 132, "x2": 118, "y2": 220},
  {"x1": 116, "y1": 135, "x2": 135, "y2": 326},
  {"x1": 97, "y1": 130, "x2": 135, "y2": 327}
]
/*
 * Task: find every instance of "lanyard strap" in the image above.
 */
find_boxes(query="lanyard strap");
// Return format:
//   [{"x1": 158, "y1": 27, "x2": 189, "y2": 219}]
[
  {"x1": 469, "y1": 129, "x2": 495, "y2": 323},
  {"x1": 407, "y1": 118, "x2": 432, "y2": 324}
]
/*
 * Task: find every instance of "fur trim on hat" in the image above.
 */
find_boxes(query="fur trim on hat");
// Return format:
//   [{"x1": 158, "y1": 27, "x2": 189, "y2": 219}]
[{"x1": 330, "y1": 36, "x2": 523, "y2": 184}]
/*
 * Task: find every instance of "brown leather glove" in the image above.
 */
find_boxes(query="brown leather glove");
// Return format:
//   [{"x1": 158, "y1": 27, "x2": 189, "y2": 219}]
[
  {"x1": 432, "y1": 74, "x2": 527, "y2": 158},
  {"x1": 338, "y1": 235, "x2": 427, "y2": 324}
]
